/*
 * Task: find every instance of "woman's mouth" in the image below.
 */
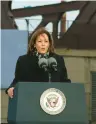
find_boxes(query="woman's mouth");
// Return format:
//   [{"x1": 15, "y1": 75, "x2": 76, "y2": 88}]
[{"x1": 41, "y1": 48, "x2": 45, "y2": 50}]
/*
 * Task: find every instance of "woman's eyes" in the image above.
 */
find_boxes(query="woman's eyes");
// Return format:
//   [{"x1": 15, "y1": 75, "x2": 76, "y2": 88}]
[
  {"x1": 45, "y1": 40, "x2": 48, "y2": 42},
  {"x1": 38, "y1": 40, "x2": 49, "y2": 43},
  {"x1": 38, "y1": 40, "x2": 41, "y2": 42}
]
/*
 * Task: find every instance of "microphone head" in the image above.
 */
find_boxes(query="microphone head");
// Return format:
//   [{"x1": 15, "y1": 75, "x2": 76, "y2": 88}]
[
  {"x1": 48, "y1": 57, "x2": 57, "y2": 67},
  {"x1": 38, "y1": 58, "x2": 48, "y2": 68}
]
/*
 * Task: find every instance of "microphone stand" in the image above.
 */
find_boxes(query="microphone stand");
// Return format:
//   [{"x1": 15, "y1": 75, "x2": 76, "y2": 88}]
[
  {"x1": 44, "y1": 67, "x2": 51, "y2": 82},
  {"x1": 48, "y1": 66, "x2": 57, "y2": 82},
  {"x1": 48, "y1": 72, "x2": 51, "y2": 83},
  {"x1": 47, "y1": 67, "x2": 52, "y2": 82}
]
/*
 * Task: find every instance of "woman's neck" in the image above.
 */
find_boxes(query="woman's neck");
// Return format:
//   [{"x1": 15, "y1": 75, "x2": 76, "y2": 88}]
[{"x1": 35, "y1": 51, "x2": 49, "y2": 59}]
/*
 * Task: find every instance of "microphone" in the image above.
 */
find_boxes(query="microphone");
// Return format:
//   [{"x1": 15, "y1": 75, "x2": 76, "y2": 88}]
[
  {"x1": 48, "y1": 57, "x2": 57, "y2": 71},
  {"x1": 38, "y1": 58, "x2": 48, "y2": 71}
]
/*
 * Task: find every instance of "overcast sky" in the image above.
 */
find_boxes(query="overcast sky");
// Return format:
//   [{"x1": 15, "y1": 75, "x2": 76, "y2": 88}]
[{"x1": 12, "y1": 0, "x2": 79, "y2": 32}]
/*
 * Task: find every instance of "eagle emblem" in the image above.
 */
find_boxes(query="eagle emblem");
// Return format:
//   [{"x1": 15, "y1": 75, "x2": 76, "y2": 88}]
[
  {"x1": 40, "y1": 88, "x2": 66, "y2": 115},
  {"x1": 46, "y1": 96, "x2": 59, "y2": 108}
]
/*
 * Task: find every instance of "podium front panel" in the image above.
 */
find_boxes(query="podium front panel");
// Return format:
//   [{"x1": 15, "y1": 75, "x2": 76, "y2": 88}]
[{"x1": 8, "y1": 82, "x2": 88, "y2": 124}]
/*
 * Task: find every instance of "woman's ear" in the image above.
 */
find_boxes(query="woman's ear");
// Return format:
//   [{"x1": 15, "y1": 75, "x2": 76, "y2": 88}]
[
  {"x1": 34, "y1": 45, "x2": 37, "y2": 51},
  {"x1": 48, "y1": 44, "x2": 50, "y2": 52},
  {"x1": 34, "y1": 44, "x2": 36, "y2": 48}
]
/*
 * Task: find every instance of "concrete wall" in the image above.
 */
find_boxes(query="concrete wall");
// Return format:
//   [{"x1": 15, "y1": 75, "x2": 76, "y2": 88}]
[
  {"x1": 1, "y1": 90, "x2": 8, "y2": 123},
  {"x1": 55, "y1": 49, "x2": 96, "y2": 123},
  {"x1": 64, "y1": 57, "x2": 95, "y2": 121},
  {"x1": 1, "y1": 49, "x2": 96, "y2": 123}
]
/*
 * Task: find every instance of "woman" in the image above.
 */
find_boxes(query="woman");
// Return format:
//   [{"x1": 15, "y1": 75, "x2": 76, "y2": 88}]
[{"x1": 6, "y1": 27, "x2": 71, "y2": 98}]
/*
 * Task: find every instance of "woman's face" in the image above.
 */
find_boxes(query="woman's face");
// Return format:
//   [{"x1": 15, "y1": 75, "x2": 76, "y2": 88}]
[{"x1": 34, "y1": 33, "x2": 50, "y2": 54}]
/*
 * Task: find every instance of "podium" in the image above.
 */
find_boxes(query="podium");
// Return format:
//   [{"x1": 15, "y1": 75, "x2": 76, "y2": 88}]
[{"x1": 7, "y1": 82, "x2": 88, "y2": 124}]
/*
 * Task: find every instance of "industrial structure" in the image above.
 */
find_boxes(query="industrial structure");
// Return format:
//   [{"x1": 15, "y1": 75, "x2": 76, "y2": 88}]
[{"x1": 1, "y1": 1, "x2": 96, "y2": 124}]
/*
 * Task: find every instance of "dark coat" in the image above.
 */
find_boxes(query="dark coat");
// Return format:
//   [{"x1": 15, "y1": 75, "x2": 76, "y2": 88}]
[{"x1": 6, "y1": 52, "x2": 71, "y2": 93}]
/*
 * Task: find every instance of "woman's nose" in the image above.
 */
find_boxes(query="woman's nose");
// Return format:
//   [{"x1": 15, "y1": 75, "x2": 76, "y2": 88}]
[{"x1": 41, "y1": 41, "x2": 45, "y2": 45}]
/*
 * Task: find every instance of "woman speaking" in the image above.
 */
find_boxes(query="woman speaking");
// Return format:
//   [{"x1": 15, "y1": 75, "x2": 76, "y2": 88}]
[{"x1": 6, "y1": 27, "x2": 71, "y2": 98}]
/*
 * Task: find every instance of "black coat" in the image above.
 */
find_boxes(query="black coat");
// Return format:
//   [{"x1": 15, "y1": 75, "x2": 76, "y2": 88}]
[{"x1": 6, "y1": 52, "x2": 71, "y2": 92}]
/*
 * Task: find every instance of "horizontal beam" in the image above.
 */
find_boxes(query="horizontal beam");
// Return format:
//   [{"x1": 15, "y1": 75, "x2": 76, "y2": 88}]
[{"x1": 12, "y1": 1, "x2": 85, "y2": 18}]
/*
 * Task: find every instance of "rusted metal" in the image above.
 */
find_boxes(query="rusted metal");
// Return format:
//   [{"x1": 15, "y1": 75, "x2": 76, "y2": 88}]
[
  {"x1": 1, "y1": 1, "x2": 17, "y2": 29},
  {"x1": 12, "y1": 1, "x2": 85, "y2": 18},
  {"x1": 1, "y1": 1, "x2": 96, "y2": 49}
]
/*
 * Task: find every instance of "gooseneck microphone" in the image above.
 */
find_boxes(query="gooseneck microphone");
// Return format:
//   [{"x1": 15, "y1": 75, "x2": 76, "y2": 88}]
[
  {"x1": 48, "y1": 57, "x2": 57, "y2": 71},
  {"x1": 38, "y1": 58, "x2": 48, "y2": 71}
]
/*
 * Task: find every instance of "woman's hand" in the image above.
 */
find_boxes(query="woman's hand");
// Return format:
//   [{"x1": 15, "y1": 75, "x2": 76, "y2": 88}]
[{"x1": 7, "y1": 87, "x2": 14, "y2": 98}]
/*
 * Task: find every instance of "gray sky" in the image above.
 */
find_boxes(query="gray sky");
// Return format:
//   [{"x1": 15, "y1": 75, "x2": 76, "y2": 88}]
[{"x1": 12, "y1": 0, "x2": 79, "y2": 31}]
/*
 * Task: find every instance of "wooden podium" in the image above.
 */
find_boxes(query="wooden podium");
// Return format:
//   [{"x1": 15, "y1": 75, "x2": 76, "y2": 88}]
[{"x1": 7, "y1": 82, "x2": 88, "y2": 124}]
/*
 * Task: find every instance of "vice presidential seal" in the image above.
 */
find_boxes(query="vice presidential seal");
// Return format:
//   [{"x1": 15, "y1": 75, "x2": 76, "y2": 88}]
[{"x1": 40, "y1": 88, "x2": 66, "y2": 115}]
